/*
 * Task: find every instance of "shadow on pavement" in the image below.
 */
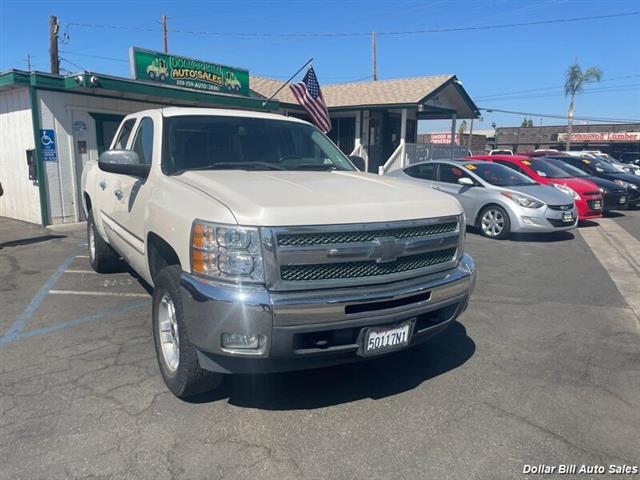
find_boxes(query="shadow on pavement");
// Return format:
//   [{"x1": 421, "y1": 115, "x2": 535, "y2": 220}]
[
  {"x1": 508, "y1": 231, "x2": 575, "y2": 242},
  {"x1": 0, "y1": 234, "x2": 66, "y2": 249},
  {"x1": 186, "y1": 321, "x2": 475, "y2": 410}
]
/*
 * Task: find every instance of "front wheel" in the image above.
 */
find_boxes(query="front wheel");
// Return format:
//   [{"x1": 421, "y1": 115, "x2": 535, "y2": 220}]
[
  {"x1": 152, "y1": 265, "x2": 223, "y2": 398},
  {"x1": 478, "y1": 205, "x2": 511, "y2": 240}
]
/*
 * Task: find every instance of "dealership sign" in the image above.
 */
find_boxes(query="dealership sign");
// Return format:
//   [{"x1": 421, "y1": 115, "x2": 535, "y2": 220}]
[
  {"x1": 424, "y1": 133, "x2": 460, "y2": 145},
  {"x1": 557, "y1": 132, "x2": 640, "y2": 142},
  {"x1": 129, "y1": 47, "x2": 250, "y2": 96}
]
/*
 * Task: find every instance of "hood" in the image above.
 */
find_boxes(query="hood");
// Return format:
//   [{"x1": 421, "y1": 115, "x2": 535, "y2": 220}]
[
  {"x1": 582, "y1": 176, "x2": 626, "y2": 192},
  {"x1": 548, "y1": 177, "x2": 601, "y2": 194},
  {"x1": 502, "y1": 184, "x2": 575, "y2": 205},
  {"x1": 607, "y1": 172, "x2": 640, "y2": 185},
  {"x1": 175, "y1": 170, "x2": 462, "y2": 226}
]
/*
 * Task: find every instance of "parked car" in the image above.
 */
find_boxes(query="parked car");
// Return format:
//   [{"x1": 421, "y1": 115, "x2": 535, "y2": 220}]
[
  {"x1": 619, "y1": 152, "x2": 640, "y2": 166},
  {"x1": 549, "y1": 155, "x2": 640, "y2": 208},
  {"x1": 489, "y1": 149, "x2": 513, "y2": 155},
  {"x1": 564, "y1": 151, "x2": 640, "y2": 176},
  {"x1": 468, "y1": 155, "x2": 603, "y2": 221},
  {"x1": 82, "y1": 107, "x2": 477, "y2": 398},
  {"x1": 542, "y1": 157, "x2": 629, "y2": 212},
  {"x1": 389, "y1": 160, "x2": 578, "y2": 239}
]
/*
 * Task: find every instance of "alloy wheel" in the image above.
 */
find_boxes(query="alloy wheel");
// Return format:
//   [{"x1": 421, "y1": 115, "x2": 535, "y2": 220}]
[
  {"x1": 481, "y1": 209, "x2": 505, "y2": 237},
  {"x1": 158, "y1": 294, "x2": 180, "y2": 372}
]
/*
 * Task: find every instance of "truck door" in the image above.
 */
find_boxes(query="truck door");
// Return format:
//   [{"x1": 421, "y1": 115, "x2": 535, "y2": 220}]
[
  {"x1": 96, "y1": 118, "x2": 136, "y2": 244},
  {"x1": 108, "y1": 116, "x2": 156, "y2": 275}
]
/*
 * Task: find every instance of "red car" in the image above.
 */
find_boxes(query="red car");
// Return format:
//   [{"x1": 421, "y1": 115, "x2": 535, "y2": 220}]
[{"x1": 468, "y1": 155, "x2": 603, "y2": 220}]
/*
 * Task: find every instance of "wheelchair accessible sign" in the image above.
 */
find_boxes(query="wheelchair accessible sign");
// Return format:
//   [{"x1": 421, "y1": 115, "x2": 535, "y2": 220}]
[{"x1": 40, "y1": 129, "x2": 58, "y2": 162}]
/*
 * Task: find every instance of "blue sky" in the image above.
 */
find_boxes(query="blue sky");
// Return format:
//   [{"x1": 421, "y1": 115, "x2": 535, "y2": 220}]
[{"x1": 1, "y1": 0, "x2": 638, "y2": 132}]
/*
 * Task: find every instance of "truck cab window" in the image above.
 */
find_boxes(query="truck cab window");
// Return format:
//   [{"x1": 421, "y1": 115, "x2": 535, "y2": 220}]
[
  {"x1": 113, "y1": 119, "x2": 135, "y2": 149},
  {"x1": 132, "y1": 118, "x2": 154, "y2": 165}
]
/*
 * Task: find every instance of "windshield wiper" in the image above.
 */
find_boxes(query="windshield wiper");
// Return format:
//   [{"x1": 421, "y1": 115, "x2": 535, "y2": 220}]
[
  {"x1": 291, "y1": 164, "x2": 338, "y2": 171},
  {"x1": 190, "y1": 162, "x2": 285, "y2": 171}
]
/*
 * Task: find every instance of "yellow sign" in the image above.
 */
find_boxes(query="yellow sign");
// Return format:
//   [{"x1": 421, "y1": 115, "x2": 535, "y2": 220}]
[{"x1": 463, "y1": 164, "x2": 477, "y2": 170}]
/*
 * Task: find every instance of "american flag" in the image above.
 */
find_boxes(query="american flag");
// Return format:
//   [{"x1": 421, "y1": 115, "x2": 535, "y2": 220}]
[{"x1": 290, "y1": 67, "x2": 332, "y2": 133}]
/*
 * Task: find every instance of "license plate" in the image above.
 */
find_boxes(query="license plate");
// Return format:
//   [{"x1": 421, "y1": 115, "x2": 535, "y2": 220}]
[
  {"x1": 562, "y1": 212, "x2": 573, "y2": 222},
  {"x1": 362, "y1": 320, "x2": 413, "y2": 356},
  {"x1": 592, "y1": 201, "x2": 602, "y2": 210},
  {"x1": 620, "y1": 196, "x2": 626, "y2": 204}
]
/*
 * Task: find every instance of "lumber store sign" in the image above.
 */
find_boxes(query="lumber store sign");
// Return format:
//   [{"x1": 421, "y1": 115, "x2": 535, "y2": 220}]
[
  {"x1": 130, "y1": 47, "x2": 249, "y2": 96},
  {"x1": 557, "y1": 132, "x2": 640, "y2": 142}
]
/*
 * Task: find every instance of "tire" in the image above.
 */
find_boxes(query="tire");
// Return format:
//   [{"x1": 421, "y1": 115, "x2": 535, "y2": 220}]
[
  {"x1": 152, "y1": 265, "x2": 223, "y2": 398},
  {"x1": 478, "y1": 205, "x2": 511, "y2": 240},
  {"x1": 148, "y1": 71, "x2": 156, "y2": 80},
  {"x1": 159, "y1": 73, "x2": 166, "y2": 81},
  {"x1": 87, "y1": 210, "x2": 120, "y2": 273}
]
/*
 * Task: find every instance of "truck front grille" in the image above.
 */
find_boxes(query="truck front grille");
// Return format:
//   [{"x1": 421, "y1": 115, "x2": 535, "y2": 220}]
[
  {"x1": 280, "y1": 248, "x2": 457, "y2": 282},
  {"x1": 276, "y1": 222, "x2": 458, "y2": 247}
]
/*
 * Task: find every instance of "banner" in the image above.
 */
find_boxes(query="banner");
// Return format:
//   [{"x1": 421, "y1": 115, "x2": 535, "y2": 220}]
[
  {"x1": 129, "y1": 47, "x2": 250, "y2": 96},
  {"x1": 557, "y1": 132, "x2": 640, "y2": 143}
]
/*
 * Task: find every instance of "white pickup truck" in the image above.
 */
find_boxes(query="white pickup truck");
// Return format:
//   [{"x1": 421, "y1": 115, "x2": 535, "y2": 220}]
[{"x1": 82, "y1": 107, "x2": 476, "y2": 398}]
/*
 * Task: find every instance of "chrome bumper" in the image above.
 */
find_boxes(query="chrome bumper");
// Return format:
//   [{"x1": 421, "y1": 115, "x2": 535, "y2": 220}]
[{"x1": 180, "y1": 253, "x2": 476, "y2": 374}]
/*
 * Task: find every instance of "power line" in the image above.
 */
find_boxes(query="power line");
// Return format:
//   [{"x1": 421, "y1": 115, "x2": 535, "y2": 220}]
[
  {"x1": 475, "y1": 74, "x2": 640, "y2": 100},
  {"x1": 65, "y1": 12, "x2": 639, "y2": 38},
  {"x1": 479, "y1": 84, "x2": 640, "y2": 102},
  {"x1": 59, "y1": 57, "x2": 86, "y2": 71},
  {"x1": 59, "y1": 51, "x2": 129, "y2": 63},
  {"x1": 480, "y1": 107, "x2": 640, "y2": 124}
]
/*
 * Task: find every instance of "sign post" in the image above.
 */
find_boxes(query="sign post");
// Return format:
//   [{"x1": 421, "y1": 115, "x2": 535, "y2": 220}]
[{"x1": 129, "y1": 47, "x2": 250, "y2": 96}]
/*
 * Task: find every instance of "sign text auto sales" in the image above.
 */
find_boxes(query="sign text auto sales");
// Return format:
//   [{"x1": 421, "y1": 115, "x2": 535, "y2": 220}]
[{"x1": 129, "y1": 47, "x2": 250, "y2": 96}]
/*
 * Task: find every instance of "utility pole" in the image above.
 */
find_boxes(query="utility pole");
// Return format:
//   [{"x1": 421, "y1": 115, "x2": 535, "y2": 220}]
[
  {"x1": 162, "y1": 14, "x2": 168, "y2": 53},
  {"x1": 49, "y1": 15, "x2": 60, "y2": 74},
  {"x1": 371, "y1": 32, "x2": 377, "y2": 81},
  {"x1": 23, "y1": 53, "x2": 33, "y2": 71}
]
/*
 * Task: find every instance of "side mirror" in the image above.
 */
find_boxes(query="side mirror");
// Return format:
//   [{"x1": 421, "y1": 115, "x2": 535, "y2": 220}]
[
  {"x1": 458, "y1": 177, "x2": 475, "y2": 186},
  {"x1": 348, "y1": 155, "x2": 366, "y2": 172},
  {"x1": 98, "y1": 150, "x2": 150, "y2": 177}
]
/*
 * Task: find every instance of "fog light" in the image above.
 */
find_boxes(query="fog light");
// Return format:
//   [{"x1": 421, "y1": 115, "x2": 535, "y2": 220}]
[
  {"x1": 221, "y1": 333, "x2": 264, "y2": 350},
  {"x1": 521, "y1": 216, "x2": 535, "y2": 225}
]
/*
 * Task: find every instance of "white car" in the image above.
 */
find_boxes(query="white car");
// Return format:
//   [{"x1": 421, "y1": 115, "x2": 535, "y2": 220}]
[{"x1": 82, "y1": 107, "x2": 476, "y2": 398}]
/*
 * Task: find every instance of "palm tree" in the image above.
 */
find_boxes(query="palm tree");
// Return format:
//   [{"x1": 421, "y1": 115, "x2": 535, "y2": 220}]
[{"x1": 564, "y1": 62, "x2": 602, "y2": 150}]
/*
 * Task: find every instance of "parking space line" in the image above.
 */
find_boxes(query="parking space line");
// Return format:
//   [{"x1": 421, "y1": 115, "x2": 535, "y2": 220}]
[
  {"x1": 49, "y1": 290, "x2": 149, "y2": 298},
  {"x1": 579, "y1": 219, "x2": 640, "y2": 329},
  {"x1": 64, "y1": 270, "x2": 97, "y2": 274},
  {"x1": 75, "y1": 255, "x2": 90, "y2": 258},
  {"x1": 1, "y1": 251, "x2": 78, "y2": 341},
  {"x1": 0, "y1": 302, "x2": 147, "y2": 346}
]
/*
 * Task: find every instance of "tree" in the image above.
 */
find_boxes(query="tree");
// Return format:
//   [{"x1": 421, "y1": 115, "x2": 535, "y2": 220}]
[
  {"x1": 564, "y1": 62, "x2": 602, "y2": 149},
  {"x1": 521, "y1": 117, "x2": 529, "y2": 127},
  {"x1": 457, "y1": 120, "x2": 467, "y2": 145},
  {"x1": 527, "y1": 118, "x2": 534, "y2": 127}
]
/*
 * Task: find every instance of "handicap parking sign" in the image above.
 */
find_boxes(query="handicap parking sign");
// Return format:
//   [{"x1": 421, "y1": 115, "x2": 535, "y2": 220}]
[{"x1": 40, "y1": 129, "x2": 58, "y2": 162}]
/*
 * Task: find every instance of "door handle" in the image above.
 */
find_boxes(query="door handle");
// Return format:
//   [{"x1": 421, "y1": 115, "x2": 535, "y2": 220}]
[
  {"x1": 114, "y1": 189, "x2": 124, "y2": 200},
  {"x1": 98, "y1": 180, "x2": 107, "y2": 190}
]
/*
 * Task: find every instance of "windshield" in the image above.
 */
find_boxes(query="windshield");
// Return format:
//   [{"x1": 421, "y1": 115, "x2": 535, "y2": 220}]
[
  {"x1": 546, "y1": 159, "x2": 589, "y2": 177},
  {"x1": 163, "y1": 115, "x2": 355, "y2": 173},
  {"x1": 528, "y1": 158, "x2": 572, "y2": 178},
  {"x1": 464, "y1": 162, "x2": 536, "y2": 186},
  {"x1": 589, "y1": 158, "x2": 620, "y2": 173}
]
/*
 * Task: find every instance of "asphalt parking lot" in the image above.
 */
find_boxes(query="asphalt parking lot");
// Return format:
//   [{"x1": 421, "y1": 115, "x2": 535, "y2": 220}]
[{"x1": 1, "y1": 213, "x2": 639, "y2": 479}]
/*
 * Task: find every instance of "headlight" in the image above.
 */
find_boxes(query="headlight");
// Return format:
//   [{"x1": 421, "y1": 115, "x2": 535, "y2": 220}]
[
  {"x1": 613, "y1": 179, "x2": 639, "y2": 190},
  {"x1": 599, "y1": 187, "x2": 608, "y2": 194},
  {"x1": 553, "y1": 183, "x2": 580, "y2": 200},
  {"x1": 500, "y1": 191, "x2": 544, "y2": 208},
  {"x1": 191, "y1": 220, "x2": 264, "y2": 282}
]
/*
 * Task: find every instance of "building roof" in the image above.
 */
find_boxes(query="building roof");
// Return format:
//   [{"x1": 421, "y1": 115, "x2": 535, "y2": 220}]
[{"x1": 251, "y1": 74, "x2": 456, "y2": 109}]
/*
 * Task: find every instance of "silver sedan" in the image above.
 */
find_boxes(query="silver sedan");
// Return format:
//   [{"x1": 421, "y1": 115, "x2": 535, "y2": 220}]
[{"x1": 388, "y1": 160, "x2": 578, "y2": 239}]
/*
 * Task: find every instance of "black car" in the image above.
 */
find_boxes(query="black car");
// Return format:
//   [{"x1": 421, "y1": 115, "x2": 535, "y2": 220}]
[
  {"x1": 619, "y1": 152, "x2": 640, "y2": 166},
  {"x1": 548, "y1": 155, "x2": 640, "y2": 208},
  {"x1": 543, "y1": 157, "x2": 629, "y2": 211}
]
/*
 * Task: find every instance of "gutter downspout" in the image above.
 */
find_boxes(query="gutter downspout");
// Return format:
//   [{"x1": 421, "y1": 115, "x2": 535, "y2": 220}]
[{"x1": 28, "y1": 78, "x2": 49, "y2": 226}]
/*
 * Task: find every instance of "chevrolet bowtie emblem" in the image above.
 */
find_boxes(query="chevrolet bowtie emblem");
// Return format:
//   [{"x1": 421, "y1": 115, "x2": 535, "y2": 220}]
[{"x1": 371, "y1": 236, "x2": 406, "y2": 263}]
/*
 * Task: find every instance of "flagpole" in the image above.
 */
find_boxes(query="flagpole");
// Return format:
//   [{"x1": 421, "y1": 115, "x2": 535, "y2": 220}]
[{"x1": 261, "y1": 58, "x2": 314, "y2": 107}]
